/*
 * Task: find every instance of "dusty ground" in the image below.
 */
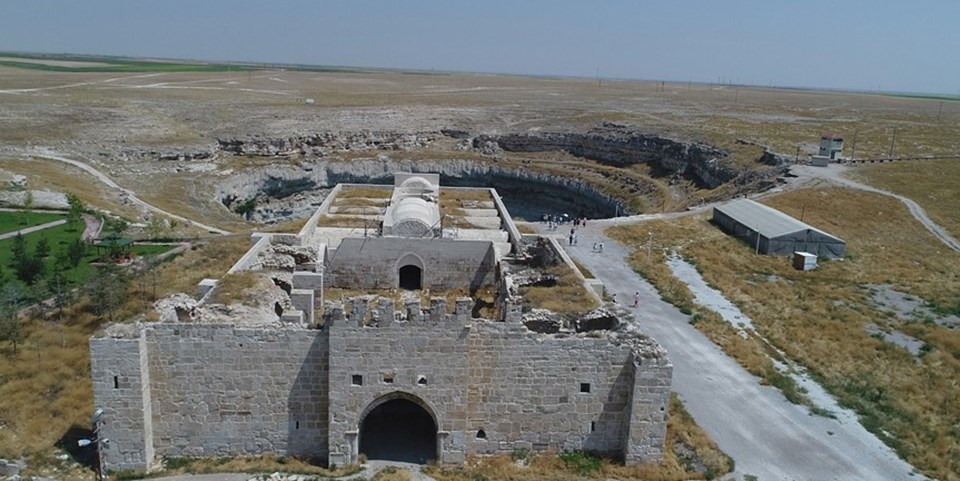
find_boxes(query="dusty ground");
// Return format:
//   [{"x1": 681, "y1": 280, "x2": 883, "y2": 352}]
[
  {"x1": 1, "y1": 66, "x2": 958, "y2": 232},
  {"x1": 2, "y1": 63, "x2": 959, "y2": 480}
]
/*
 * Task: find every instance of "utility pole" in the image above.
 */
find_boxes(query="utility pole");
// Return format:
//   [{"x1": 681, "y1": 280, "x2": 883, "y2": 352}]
[
  {"x1": 647, "y1": 232, "x2": 654, "y2": 264},
  {"x1": 888, "y1": 127, "x2": 897, "y2": 158},
  {"x1": 850, "y1": 130, "x2": 858, "y2": 161}
]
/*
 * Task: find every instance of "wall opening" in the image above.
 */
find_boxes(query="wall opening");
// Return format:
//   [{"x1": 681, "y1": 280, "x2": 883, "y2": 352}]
[
  {"x1": 352, "y1": 374, "x2": 363, "y2": 386},
  {"x1": 417, "y1": 375, "x2": 428, "y2": 386},
  {"x1": 476, "y1": 429, "x2": 487, "y2": 439},
  {"x1": 399, "y1": 265, "x2": 422, "y2": 290},
  {"x1": 580, "y1": 383, "x2": 591, "y2": 393},
  {"x1": 359, "y1": 398, "x2": 437, "y2": 464},
  {"x1": 113, "y1": 376, "x2": 119, "y2": 389}
]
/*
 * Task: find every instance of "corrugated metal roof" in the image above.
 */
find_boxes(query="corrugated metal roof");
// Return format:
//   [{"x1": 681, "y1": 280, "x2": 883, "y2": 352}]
[{"x1": 714, "y1": 199, "x2": 842, "y2": 241}]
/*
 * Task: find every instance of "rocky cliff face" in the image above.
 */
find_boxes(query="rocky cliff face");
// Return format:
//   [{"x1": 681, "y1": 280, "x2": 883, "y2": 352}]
[
  {"x1": 473, "y1": 123, "x2": 736, "y2": 189},
  {"x1": 218, "y1": 158, "x2": 622, "y2": 224},
  {"x1": 217, "y1": 131, "x2": 438, "y2": 158}
]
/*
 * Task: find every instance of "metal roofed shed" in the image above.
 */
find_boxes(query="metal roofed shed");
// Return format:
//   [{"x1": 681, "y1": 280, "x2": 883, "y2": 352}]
[{"x1": 712, "y1": 199, "x2": 846, "y2": 259}]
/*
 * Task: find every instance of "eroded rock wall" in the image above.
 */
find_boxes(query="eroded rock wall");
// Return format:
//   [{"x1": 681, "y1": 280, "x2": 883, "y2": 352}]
[{"x1": 473, "y1": 124, "x2": 734, "y2": 189}]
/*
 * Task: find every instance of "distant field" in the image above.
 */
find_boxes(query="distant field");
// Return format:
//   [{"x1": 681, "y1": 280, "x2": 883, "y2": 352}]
[{"x1": 850, "y1": 159, "x2": 960, "y2": 241}]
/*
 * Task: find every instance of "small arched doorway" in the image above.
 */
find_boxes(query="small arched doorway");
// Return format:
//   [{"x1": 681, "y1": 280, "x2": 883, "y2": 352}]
[
  {"x1": 359, "y1": 396, "x2": 437, "y2": 463},
  {"x1": 398, "y1": 265, "x2": 422, "y2": 290}
]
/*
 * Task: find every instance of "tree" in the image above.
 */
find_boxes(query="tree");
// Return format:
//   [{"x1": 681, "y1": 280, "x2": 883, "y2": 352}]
[
  {"x1": 10, "y1": 233, "x2": 43, "y2": 285},
  {"x1": 0, "y1": 283, "x2": 25, "y2": 355},
  {"x1": 22, "y1": 190, "x2": 33, "y2": 226},
  {"x1": 66, "y1": 238, "x2": 86, "y2": 267},
  {"x1": 11, "y1": 233, "x2": 26, "y2": 265},
  {"x1": 35, "y1": 235, "x2": 50, "y2": 259},
  {"x1": 86, "y1": 264, "x2": 130, "y2": 322},
  {"x1": 145, "y1": 216, "x2": 166, "y2": 241},
  {"x1": 66, "y1": 193, "x2": 85, "y2": 231}
]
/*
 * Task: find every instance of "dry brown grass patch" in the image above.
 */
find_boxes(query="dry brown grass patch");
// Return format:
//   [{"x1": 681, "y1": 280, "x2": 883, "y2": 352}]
[
  {"x1": 153, "y1": 236, "x2": 253, "y2": 298},
  {"x1": 850, "y1": 159, "x2": 960, "y2": 241},
  {"x1": 211, "y1": 272, "x2": 260, "y2": 306},
  {"x1": 337, "y1": 187, "x2": 392, "y2": 199},
  {"x1": 520, "y1": 265, "x2": 599, "y2": 314},
  {"x1": 609, "y1": 186, "x2": 960, "y2": 479}
]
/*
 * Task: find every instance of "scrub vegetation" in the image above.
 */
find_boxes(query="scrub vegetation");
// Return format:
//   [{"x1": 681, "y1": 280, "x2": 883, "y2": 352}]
[{"x1": 609, "y1": 187, "x2": 960, "y2": 480}]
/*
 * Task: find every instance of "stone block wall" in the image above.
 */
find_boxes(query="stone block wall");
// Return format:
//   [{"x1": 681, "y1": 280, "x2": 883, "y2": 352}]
[
  {"x1": 90, "y1": 333, "x2": 154, "y2": 472},
  {"x1": 326, "y1": 308, "x2": 471, "y2": 466},
  {"x1": 623, "y1": 354, "x2": 672, "y2": 464},
  {"x1": 325, "y1": 298, "x2": 670, "y2": 465},
  {"x1": 145, "y1": 325, "x2": 328, "y2": 462},
  {"x1": 92, "y1": 303, "x2": 670, "y2": 471},
  {"x1": 325, "y1": 237, "x2": 496, "y2": 291},
  {"x1": 466, "y1": 322, "x2": 638, "y2": 459}
]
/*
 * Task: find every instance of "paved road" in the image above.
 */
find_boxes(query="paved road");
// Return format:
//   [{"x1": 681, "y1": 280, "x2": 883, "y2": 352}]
[
  {"x1": 555, "y1": 221, "x2": 923, "y2": 481},
  {"x1": 3, "y1": 148, "x2": 231, "y2": 235},
  {"x1": 0, "y1": 218, "x2": 67, "y2": 240}
]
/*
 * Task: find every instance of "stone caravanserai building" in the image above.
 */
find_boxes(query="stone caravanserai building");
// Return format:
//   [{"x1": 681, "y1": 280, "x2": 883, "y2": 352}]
[{"x1": 90, "y1": 174, "x2": 672, "y2": 472}]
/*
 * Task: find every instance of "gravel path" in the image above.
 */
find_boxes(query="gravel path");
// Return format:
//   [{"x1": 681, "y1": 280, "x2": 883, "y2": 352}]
[
  {"x1": 6, "y1": 148, "x2": 231, "y2": 235},
  {"x1": 550, "y1": 220, "x2": 924, "y2": 481},
  {"x1": 792, "y1": 163, "x2": 960, "y2": 252},
  {"x1": 0, "y1": 218, "x2": 66, "y2": 240}
]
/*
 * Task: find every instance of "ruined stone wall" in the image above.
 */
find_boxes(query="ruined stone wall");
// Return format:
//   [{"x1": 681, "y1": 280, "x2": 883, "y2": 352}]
[
  {"x1": 466, "y1": 322, "x2": 664, "y2": 460},
  {"x1": 325, "y1": 300, "x2": 670, "y2": 465},
  {"x1": 145, "y1": 324, "x2": 328, "y2": 462},
  {"x1": 90, "y1": 332, "x2": 155, "y2": 472},
  {"x1": 326, "y1": 238, "x2": 497, "y2": 291}
]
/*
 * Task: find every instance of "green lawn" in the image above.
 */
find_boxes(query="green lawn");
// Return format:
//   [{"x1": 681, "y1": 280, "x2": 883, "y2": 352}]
[
  {"x1": 0, "y1": 211, "x2": 66, "y2": 235},
  {"x1": 0, "y1": 220, "x2": 175, "y2": 290}
]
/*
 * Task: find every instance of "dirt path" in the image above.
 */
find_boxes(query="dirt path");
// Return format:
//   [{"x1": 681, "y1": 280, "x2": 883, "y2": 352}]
[
  {"x1": 790, "y1": 163, "x2": 960, "y2": 252},
  {"x1": 6, "y1": 148, "x2": 231, "y2": 235},
  {"x1": 0, "y1": 218, "x2": 67, "y2": 240},
  {"x1": 546, "y1": 220, "x2": 924, "y2": 480},
  {"x1": 81, "y1": 213, "x2": 102, "y2": 240}
]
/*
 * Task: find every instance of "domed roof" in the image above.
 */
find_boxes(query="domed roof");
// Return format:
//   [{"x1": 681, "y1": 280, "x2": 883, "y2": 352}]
[
  {"x1": 392, "y1": 197, "x2": 435, "y2": 226},
  {"x1": 399, "y1": 176, "x2": 434, "y2": 191}
]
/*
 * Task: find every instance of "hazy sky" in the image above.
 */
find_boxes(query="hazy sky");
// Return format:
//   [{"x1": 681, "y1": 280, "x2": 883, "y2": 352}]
[{"x1": 1, "y1": 1, "x2": 958, "y2": 94}]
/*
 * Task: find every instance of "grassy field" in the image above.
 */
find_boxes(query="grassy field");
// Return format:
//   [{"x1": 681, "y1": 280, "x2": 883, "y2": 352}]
[
  {"x1": 0, "y1": 210, "x2": 65, "y2": 235},
  {"x1": 0, "y1": 52, "x2": 254, "y2": 73},
  {"x1": 0, "y1": 219, "x2": 173, "y2": 289},
  {"x1": 850, "y1": 159, "x2": 960, "y2": 241},
  {"x1": 609, "y1": 187, "x2": 960, "y2": 480}
]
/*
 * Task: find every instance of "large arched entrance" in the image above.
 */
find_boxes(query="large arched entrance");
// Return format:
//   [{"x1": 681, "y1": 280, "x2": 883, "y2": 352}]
[
  {"x1": 398, "y1": 264, "x2": 422, "y2": 290},
  {"x1": 359, "y1": 395, "x2": 437, "y2": 463}
]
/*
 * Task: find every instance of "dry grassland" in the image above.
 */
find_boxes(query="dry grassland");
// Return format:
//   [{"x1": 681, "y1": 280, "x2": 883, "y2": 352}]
[
  {"x1": 0, "y1": 235, "x2": 258, "y2": 479},
  {"x1": 609, "y1": 187, "x2": 960, "y2": 479},
  {"x1": 519, "y1": 264, "x2": 599, "y2": 314},
  {"x1": 850, "y1": 159, "x2": 960, "y2": 241}
]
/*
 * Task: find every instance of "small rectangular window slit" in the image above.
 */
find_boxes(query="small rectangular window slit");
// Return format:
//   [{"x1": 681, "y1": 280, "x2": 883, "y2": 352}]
[
  {"x1": 352, "y1": 374, "x2": 363, "y2": 386},
  {"x1": 383, "y1": 373, "x2": 394, "y2": 384},
  {"x1": 580, "y1": 383, "x2": 591, "y2": 393},
  {"x1": 295, "y1": 421, "x2": 300, "y2": 430},
  {"x1": 113, "y1": 376, "x2": 119, "y2": 389}
]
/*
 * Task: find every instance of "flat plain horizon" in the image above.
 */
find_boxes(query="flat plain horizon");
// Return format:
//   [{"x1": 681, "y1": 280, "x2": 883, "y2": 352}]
[{"x1": 1, "y1": 1, "x2": 958, "y2": 95}]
